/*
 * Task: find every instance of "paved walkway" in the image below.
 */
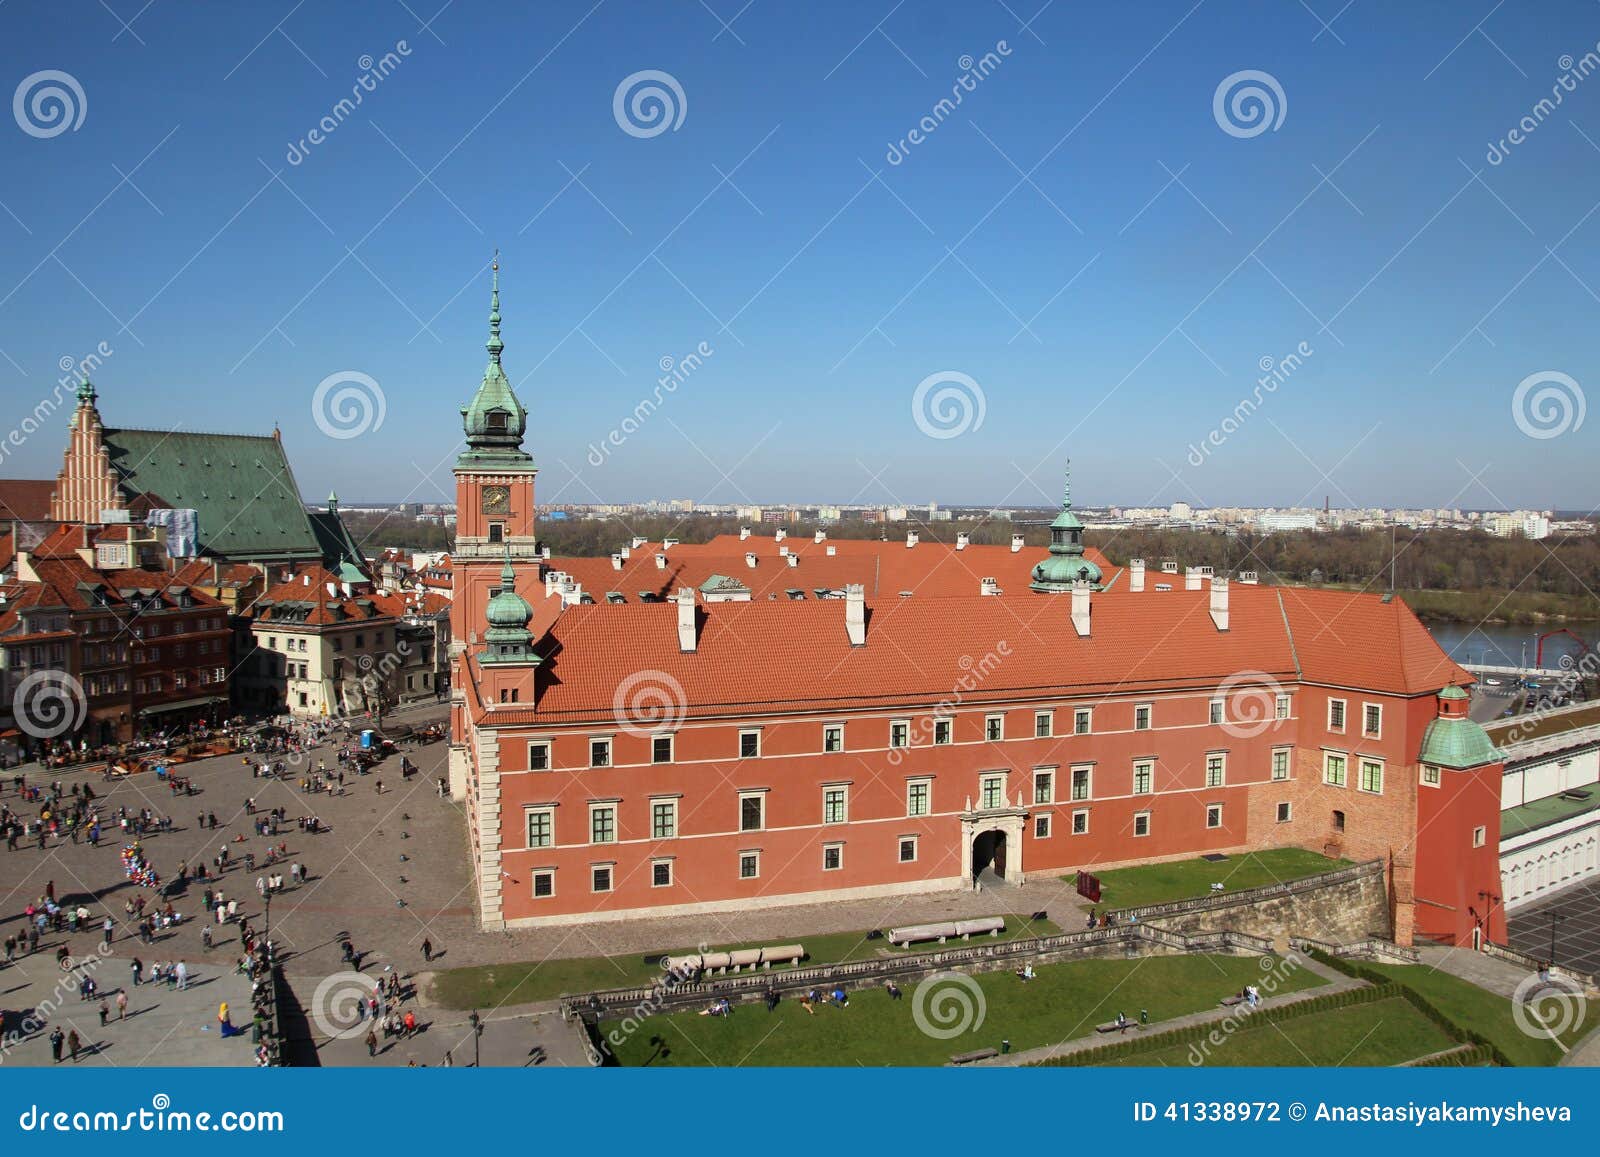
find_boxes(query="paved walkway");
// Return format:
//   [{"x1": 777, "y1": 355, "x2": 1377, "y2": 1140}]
[
  {"x1": 1413, "y1": 944, "x2": 1533, "y2": 1000},
  {"x1": 979, "y1": 953, "x2": 1361, "y2": 1066}
]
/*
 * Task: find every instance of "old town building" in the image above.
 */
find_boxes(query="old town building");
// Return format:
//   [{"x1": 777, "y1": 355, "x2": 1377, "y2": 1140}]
[{"x1": 447, "y1": 270, "x2": 1505, "y2": 948}]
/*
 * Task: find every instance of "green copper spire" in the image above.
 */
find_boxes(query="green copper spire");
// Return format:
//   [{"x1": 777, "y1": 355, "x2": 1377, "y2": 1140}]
[
  {"x1": 458, "y1": 254, "x2": 534, "y2": 470},
  {"x1": 77, "y1": 375, "x2": 96, "y2": 406},
  {"x1": 1030, "y1": 459, "x2": 1103, "y2": 593}
]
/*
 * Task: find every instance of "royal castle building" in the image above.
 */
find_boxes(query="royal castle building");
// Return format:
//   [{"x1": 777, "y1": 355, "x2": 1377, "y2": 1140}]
[{"x1": 449, "y1": 270, "x2": 1506, "y2": 948}]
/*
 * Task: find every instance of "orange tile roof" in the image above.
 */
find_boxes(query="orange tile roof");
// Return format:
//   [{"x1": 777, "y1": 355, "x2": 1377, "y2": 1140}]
[
  {"x1": 253, "y1": 566, "x2": 393, "y2": 626},
  {"x1": 0, "y1": 480, "x2": 55, "y2": 521},
  {"x1": 480, "y1": 581, "x2": 1464, "y2": 725}
]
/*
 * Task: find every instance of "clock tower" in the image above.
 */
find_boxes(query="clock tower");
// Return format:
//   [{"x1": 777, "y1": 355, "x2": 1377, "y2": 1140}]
[{"x1": 449, "y1": 258, "x2": 539, "y2": 797}]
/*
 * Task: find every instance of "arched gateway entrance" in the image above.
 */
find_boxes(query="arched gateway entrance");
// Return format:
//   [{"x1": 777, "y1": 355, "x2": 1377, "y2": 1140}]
[{"x1": 972, "y1": 829, "x2": 1008, "y2": 882}]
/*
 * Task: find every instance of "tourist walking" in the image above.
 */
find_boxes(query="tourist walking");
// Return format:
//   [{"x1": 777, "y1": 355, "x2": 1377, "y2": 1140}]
[{"x1": 116, "y1": 990, "x2": 128, "y2": 1020}]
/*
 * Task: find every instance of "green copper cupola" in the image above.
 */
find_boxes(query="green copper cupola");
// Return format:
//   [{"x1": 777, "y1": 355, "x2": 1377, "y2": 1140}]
[
  {"x1": 481, "y1": 549, "x2": 540, "y2": 664},
  {"x1": 458, "y1": 256, "x2": 533, "y2": 469},
  {"x1": 1030, "y1": 460, "x2": 1104, "y2": 593}
]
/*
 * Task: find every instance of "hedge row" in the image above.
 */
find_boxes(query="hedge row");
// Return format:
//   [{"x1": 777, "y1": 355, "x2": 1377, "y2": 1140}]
[
  {"x1": 1408, "y1": 1044, "x2": 1496, "y2": 1068},
  {"x1": 1300, "y1": 946, "x2": 1511, "y2": 1067},
  {"x1": 1033, "y1": 982, "x2": 1402, "y2": 1067}
]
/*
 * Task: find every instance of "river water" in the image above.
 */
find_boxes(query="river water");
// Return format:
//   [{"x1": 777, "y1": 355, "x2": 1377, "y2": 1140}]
[{"x1": 1424, "y1": 621, "x2": 1597, "y2": 670}]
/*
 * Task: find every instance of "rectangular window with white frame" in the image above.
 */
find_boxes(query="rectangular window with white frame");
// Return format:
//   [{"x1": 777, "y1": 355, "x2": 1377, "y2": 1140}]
[
  {"x1": 1035, "y1": 711, "x2": 1053, "y2": 738},
  {"x1": 528, "y1": 741, "x2": 551, "y2": 771},
  {"x1": 1033, "y1": 768, "x2": 1056, "y2": 804},
  {"x1": 823, "y1": 724, "x2": 844, "y2": 754},
  {"x1": 898, "y1": 836, "x2": 918, "y2": 863},
  {"x1": 651, "y1": 734, "x2": 674, "y2": 764},
  {"x1": 985, "y1": 713, "x2": 1004, "y2": 741},
  {"x1": 906, "y1": 778, "x2": 931, "y2": 817},
  {"x1": 1205, "y1": 752, "x2": 1226, "y2": 788},
  {"x1": 589, "y1": 804, "x2": 617, "y2": 845},
  {"x1": 738, "y1": 850, "x2": 760, "y2": 879},
  {"x1": 1472, "y1": 826, "x2": 1486, "y2": 848},
  {"x1": 1133, "y1": 811, "x2": 1151, "y2": 837},
  {"x1": 651, "y1": 859, "x2": 673, "y2": 888},
  {"x1": 532, "y1": 870, "x2": 554, "y2": 899},
  {"x1": 822, "y1": 843, "x2": 844, "y2": 871},
  {"x1": 739, "y1": 730, "x2": 761, "y2": 759},
  {"x1": 1205, "y1": 803, "x2": 1224, "y2": 829},
  {"x1": 1359, "y1": 759, "x2": 1384, "y2": 795},
  {"x1": 1275, "y1": 693, "x2": 1290, "y2": 720},
  {"x1": 1071, "y1": 808, "x2": 1089, "y2": 835},
  {"x1": 823, "y1": 785, "x2": 849, "y2": 824},
  {"x1": 1363, "y1": 703, "x2": 1382, "y2": 738},
  {"x1": 526, "y1": 807, "x2": 554, "y2": 849},
  {"x1": 1074, "y1": 707, "x2": 1092, "y2": 735},
  {"x1": 651, "y1": 798, "x2": 678, "y2": 839},
  {"x1": 1323, "y1": 752, "x2": 1348, "y2": 787},
  {"x1": 1132, "y1": 760, "x2": 1153, "y2": 795},
  {"x1": 589, "y1": 737, "x2": 611, "y2": 768},
  {"x1": 889, "y1": 720, "x2": 910, "y2": 748},
  {"x1": 1070, "y1": 765, "x2": 1092, "y2": 801},
  {"x1": 739, "y1": 792, "x2": 765, "y2": 833},
  {"x1": 591, "y1": 864, "x2": 614, "y2": 893},
  {"x1": 1276, "y1": 801, "x2": 1292, "y2": 823},
  {"x1": 1034, "y1": 814, "x2": 1051, "y2": 839},
  {"x1": 934, "y1": 718, "x2": 952, "y2": 745},
  {"x1": 1328, "y1": 698, "x2": 1346, "y2": 732},
  {"x1": 1420, "y1": 764, "x2": 1441, "y2": 788},
  {"x1": 1134, "y1": 704, "x2": 1152, "y2": 731},
  {"x1": 1271, "y1": 748, "x2": 1291, "y2": 781},
  {"x1": 980, "y1": 773, "x2": 1006, "y2": 810},
  {"x1": 1209, "y1": 699, "x2": 1224, "y2": 725}
]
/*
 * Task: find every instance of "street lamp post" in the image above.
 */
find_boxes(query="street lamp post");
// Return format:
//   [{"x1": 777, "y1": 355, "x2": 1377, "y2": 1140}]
[
  {"x1": 469, "y1": 1010, "x2": 482, "y2": 1068},
  {"x1": 1549, "y1": 912, "x2": 1566, "y2": 967}
]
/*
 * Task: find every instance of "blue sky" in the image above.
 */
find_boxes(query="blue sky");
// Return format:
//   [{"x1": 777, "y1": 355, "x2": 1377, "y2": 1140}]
[{"x1": 1, "y1": 0, "x2": 1597, "y2": 510}]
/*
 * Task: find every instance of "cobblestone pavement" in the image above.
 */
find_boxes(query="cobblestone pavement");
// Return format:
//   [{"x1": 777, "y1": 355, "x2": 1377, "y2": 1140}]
[
  {"x1": 0, "y1": 702, "x2": 1091, "y2": 1063},
  {"x1": 1507, "y1": 884, "x2": 1600, "y2": 979}
]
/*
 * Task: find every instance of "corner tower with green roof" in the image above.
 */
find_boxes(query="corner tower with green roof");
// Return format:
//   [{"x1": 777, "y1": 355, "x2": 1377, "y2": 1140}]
[
  {"x1": 1029, "y1": 461, "x2": 1104, "y2": 593},
  {"x1": 480, "y1": 550, "x2": 540, "y2": 665}
]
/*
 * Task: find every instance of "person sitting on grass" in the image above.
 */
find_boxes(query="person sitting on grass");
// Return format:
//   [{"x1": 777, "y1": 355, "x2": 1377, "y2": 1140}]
[
  {"x1": 830, "y1": 986, "x2": 848, "y2": 1008},
  {"x1": 1015, "y1": 963, "x2": 1036, "y2": 982},
  {"x1": 698, "y1": 998, "x2": 732, "y2": 1017},
  {"x1": 884, "y1": 980, "x2": 902, "y2": 1001}
]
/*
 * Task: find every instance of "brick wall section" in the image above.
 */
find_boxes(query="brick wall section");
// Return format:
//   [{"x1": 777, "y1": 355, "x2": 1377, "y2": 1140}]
[{"x1": 1127, "y1": 860, "x2": 1392, "y2": 944}]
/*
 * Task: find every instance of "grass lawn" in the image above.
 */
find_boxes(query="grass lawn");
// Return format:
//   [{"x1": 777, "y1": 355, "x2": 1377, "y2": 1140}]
[
  {"x1": 1101, "y1": 997, "x2": 1455, "y2": 1067},
  {"x1": 600, "y1": 953, "x2": 1326, "y2": 1067},
  {"x1": 1365, "y1": 963, "x2": 1599, "y2": 1066},
  {"x1": 429, "y1": 913, "x2": 1061, "y2": 1009},
  {"x1": 1078, "y1": 848, "x2": 1351, "y2": 911}
]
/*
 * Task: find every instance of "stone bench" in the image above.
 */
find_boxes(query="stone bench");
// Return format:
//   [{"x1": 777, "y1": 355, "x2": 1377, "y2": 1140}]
[{"x1": 949, "y1": 1047, "x2": 999, "y2": 1065}]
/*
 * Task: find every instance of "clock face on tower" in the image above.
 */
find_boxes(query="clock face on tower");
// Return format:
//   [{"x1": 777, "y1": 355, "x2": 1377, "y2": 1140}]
[{"x1": 481, "y1": 485, "x2": 511, "y2": 514}]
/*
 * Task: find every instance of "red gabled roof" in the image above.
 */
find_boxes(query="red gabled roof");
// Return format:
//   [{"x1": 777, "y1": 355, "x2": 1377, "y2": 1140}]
[
  {"x1": 1276, "y1": 587, "x2": 1470, "y2": 694},
  {"x1": 0, "y1": 480, "x2": 55, "y2": 521},
  {"x1": 252, "y1": 566, "x2": 391, "y2": 626}
]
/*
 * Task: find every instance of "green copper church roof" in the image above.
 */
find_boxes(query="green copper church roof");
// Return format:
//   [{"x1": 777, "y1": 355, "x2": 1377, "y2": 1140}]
[
  {"x1": 458, "y1": 258, "x2": 534, "y2": 471},
  {"x1": 1418, "y1": 714, "x2": 1500, "y2": 770},
  {"x1": 1030, "y1": 460, "x2": 1103, "y2": 593},
  {"x1": 482, "y1": 551, "x2": 540, "y2": 665},
  {"x1": 100, "y1": 427, "x2": 324, "y2": 562}
]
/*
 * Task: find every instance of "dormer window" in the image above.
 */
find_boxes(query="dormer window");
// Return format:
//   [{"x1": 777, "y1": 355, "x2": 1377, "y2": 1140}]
[{"x1": 487, "y1": 410, "x2": 509, "y2": 433}]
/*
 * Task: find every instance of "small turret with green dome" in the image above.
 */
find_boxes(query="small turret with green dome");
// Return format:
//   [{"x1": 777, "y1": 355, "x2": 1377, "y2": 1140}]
[
  {"x1": 1030, "y1": 461, "x2": 1104, "y2": 593},
  {"x1": 458, "y1": 255, "x2": 533, "y2": 470},
  {"x1": 481, "y1": 549, "x2": 540, "y2": 665}
]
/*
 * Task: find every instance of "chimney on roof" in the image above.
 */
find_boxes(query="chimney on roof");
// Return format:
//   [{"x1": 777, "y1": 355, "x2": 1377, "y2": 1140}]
[
  {"x1": 775, "y1": 528, "x2": 786, "y2": 543},
  {"x1": 1185, "y1": 567, "x2": 1203, "y2": 591},
  {"x1": 632, "y1": 537, "x2": 648, "y2": 549},
  {"x1": 610, "y1": 553, "x2": 624, "y2": 570},
  {"x1": 905, "y1": 531, "x2": 919, "y2": 549},
  {"x1": 1238, "y1": 570, "x2": 1259, "y2": 585},
  {"x1": 662, "y1": 538, "x2": 678, "y2": 551},
  {"x1": 1071, "y1": 579, "x2": 1091, "y2": 637},
  {"x1": 1010, "y1": 534, "x2": 1024, "y2": 553},
  {"x1": 1129, "y1": 558, "x2": 1145, "y2": 593},
  {"x1": 1209, "y1": 576, "x2": 1230, "y2": 632},
  {"x1": 739, "y1": 526, "x2": 751, "y2": 541},
  {"x1": 619, "y1": 545, "x2": 631, "y2": 560},
  {"x1": 956, "y1": 533, "x2": 969, "y2": 550},
  {"x1": 814, "y1": 530, "x2": 826, "y2": 543},
  {"x1": 745, "y1": 551, "x2": 758, "y2": 569},
  {"x1": 778, "y1": 545, "x2": 789, "y2": 557},
  {"x1": 1161, "y1": 559, "x2": 1178, "y2": 574},
  {"x1": 826, "y1": 545, "x2": 836, "y2": 556},
  {"x1": 845, "y1": 583, "x2": 866, "y2": 646},
  {"x1": 676, "y1": 587, "x2": 697, "y2": 653},
  {"x1": 979, "y1": 576, "x2": 1000, "y2": 597},
  {"x1": 541, "y1": 545, "x2": 552, "y2": 560},
  {"x1": 786, "y1": 552, "x2": 799, "y2": 568},
  {"x1": 654, "y1": 553, "x2": 667, "y2": 570}
]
